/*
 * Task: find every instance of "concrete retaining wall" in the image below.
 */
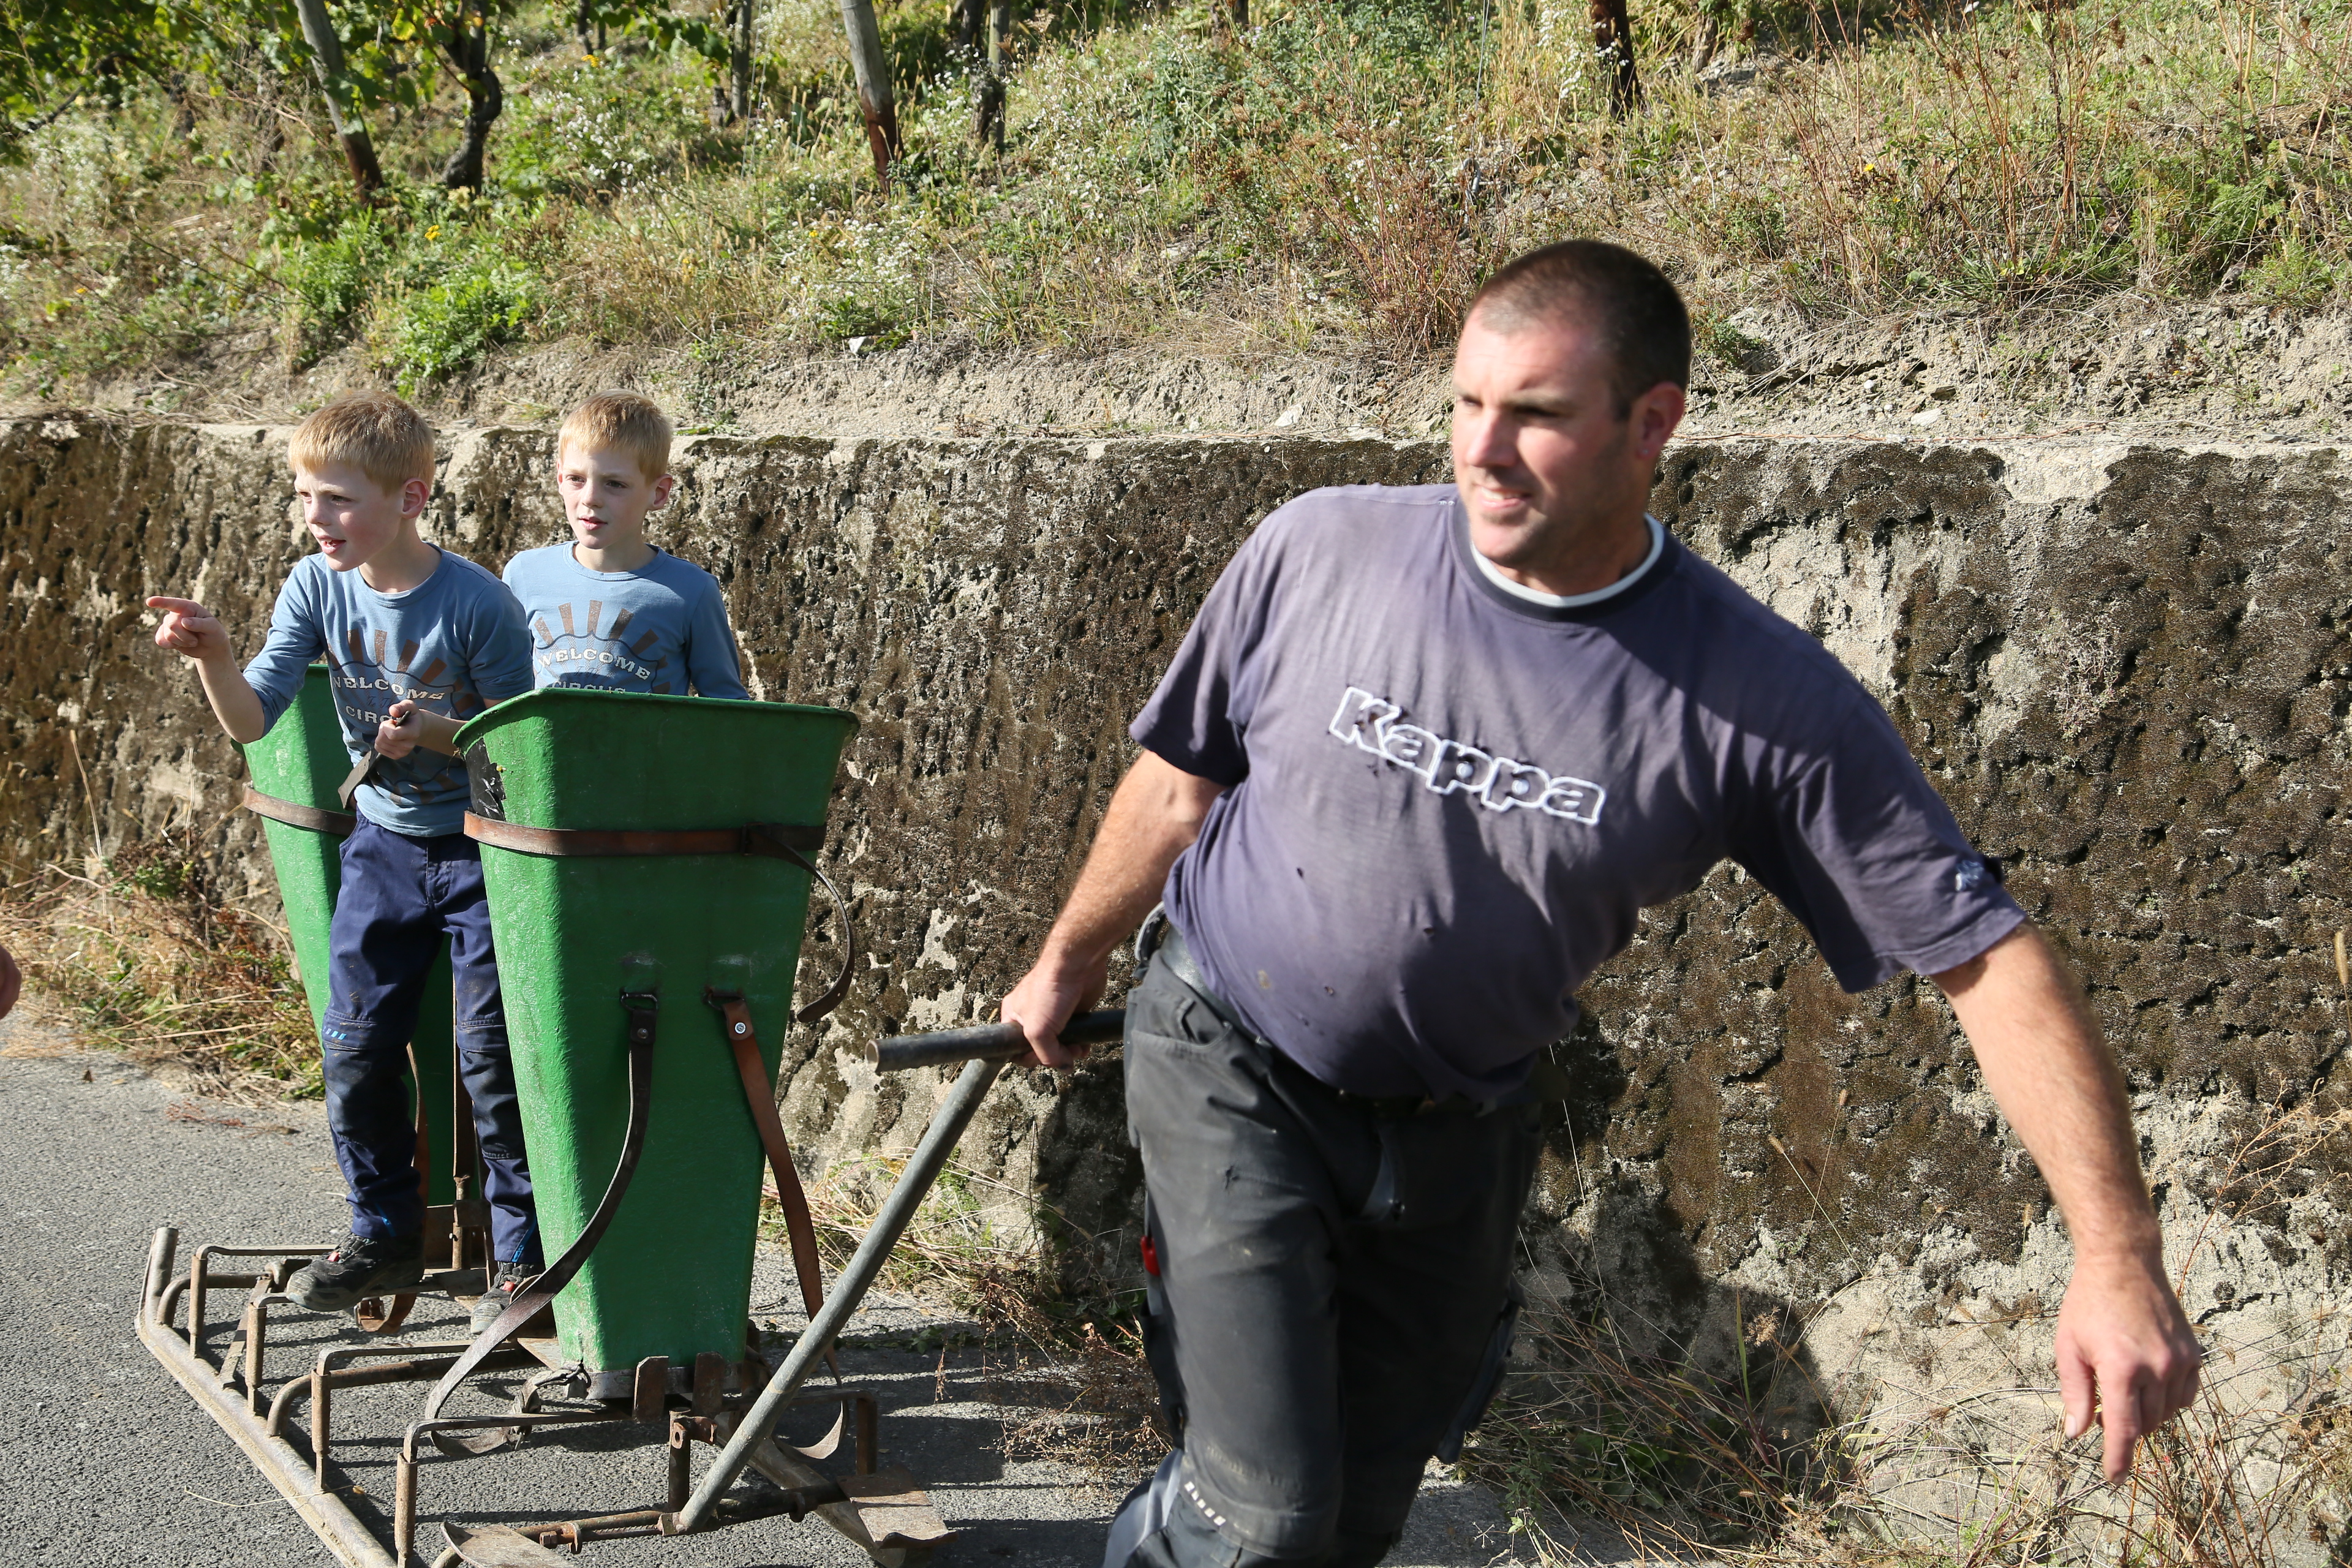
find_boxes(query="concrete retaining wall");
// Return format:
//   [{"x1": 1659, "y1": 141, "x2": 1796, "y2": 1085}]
[{"x1": 8, "y1": 417, "x2": 2351, "y2": 1464}]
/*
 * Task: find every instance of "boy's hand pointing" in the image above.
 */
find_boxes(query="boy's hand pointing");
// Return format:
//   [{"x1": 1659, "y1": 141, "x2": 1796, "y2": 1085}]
[{"x1": 146, "y1": 596, "x2": 230, "y2": 661}]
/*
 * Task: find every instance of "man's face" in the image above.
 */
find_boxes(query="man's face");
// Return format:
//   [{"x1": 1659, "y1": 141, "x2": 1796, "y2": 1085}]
[
  {"x1": 557, "y1": 442, "x2": 674, "y2": 552},
  {"x1": 292, "y1": 461, "x2": 425, "y2": 572},
  {"x1": 1449, "y1": 308, "x2": 1683, "y2": 576}
]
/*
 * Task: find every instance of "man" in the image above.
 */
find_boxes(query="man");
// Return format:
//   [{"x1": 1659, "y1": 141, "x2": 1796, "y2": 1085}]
[{"x1": 999, "y1": 241, "x2": 2200, "y2": 1568}]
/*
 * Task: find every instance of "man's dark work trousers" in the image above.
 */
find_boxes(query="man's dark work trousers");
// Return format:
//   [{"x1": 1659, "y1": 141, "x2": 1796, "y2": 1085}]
[
  {"x1": 1110, "y1": 941, "x2": 1542, "y2": 1568},
  {"x1": 321, "y1": 819, "x2": 539, "y2": 1266}
]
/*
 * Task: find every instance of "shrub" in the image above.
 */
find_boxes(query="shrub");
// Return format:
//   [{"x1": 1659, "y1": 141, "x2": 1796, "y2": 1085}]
[
  {"x1": 281, "y1": 211, "x2": 390, "y2": 360},
  {"x1": 379, "y1": 255, "x2": 540, "y2": 392},
  {"x1": 9, "y1": 0, "x2": 2352, "y2": 395}
]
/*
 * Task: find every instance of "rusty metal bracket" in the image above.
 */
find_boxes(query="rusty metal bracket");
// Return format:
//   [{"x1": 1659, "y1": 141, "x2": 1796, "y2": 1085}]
[
  {"x1": 138, "y1": 1227, "x2": 398, "y2": 1568},
  {"x1": 145, "y1": 1196, "x2": 955, "y2": 1566}
]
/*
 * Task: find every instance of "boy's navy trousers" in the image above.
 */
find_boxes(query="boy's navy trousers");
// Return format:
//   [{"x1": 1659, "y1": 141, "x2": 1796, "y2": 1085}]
[{"x1": 322, "y1": 818, "x2": 540, "y2": 1268}]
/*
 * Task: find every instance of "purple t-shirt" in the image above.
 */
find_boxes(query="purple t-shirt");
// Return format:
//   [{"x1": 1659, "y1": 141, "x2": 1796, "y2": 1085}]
[{"x1": 1132, "y1": 483, "x2": 2023, "y2": 1102}]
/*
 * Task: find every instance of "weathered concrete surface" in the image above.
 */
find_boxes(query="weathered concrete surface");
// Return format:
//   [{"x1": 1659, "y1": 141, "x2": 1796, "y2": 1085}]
[{"x1": 9, "y1": 419, "x2": 2352, "y2": 1486}]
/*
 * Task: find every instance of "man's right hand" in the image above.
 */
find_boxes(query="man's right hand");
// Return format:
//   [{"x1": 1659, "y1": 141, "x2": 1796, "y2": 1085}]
[
  {"x1": 146, "y1": 596, "x2": 231, "y2": 662},
  {"x1": 1000, "y1": 956, "x2": 1107, "y2": 1070}
]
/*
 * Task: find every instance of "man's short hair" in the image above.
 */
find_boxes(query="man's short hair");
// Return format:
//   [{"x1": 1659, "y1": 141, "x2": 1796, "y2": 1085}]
[
  {"x1": 559, "y1": 391, "x2": 673, "y2": 480},
  {"x1": 1466, "y1": 241, "x2": 1691, "y2": 418},
  {"x1": 287, "y1": 391, "x2": 435, "y2": 492}
]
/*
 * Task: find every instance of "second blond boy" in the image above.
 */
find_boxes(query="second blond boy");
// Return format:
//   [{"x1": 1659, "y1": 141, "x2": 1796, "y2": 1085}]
[{"x1": 501, "y1": 392, "x2": 748, "y2": 699}]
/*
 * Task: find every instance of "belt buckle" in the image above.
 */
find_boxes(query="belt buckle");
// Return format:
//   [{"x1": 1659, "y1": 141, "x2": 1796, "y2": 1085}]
[{"x1": 1134, "y1": 904, "x2": 1170, "y2": 970}]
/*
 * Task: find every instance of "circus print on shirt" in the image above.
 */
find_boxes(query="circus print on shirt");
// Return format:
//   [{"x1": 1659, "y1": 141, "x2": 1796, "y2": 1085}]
[
  {"x1": 530, "y1": 600, "x2": 673, "y2": 692},
  {"x1": 322, "y1": 626, "x2": 483, "y2": 802}
]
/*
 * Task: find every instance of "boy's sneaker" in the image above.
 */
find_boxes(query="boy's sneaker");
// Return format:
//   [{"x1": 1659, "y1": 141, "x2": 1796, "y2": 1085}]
[
  {"x1": 468, "y1": 1262, "x2": 538, "y2": 1336},
  {"x1": 287, "y1": 1232, "x2": 425, "y2": 1312}
]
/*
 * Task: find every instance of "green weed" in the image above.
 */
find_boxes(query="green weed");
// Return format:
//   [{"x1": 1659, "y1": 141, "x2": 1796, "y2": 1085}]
[
  {"x1": 280, "y1": 210, "x2": 390, "y2": 360},
  {"x1": 379, "y1": 253, "x2": 541, "y2": 392}
]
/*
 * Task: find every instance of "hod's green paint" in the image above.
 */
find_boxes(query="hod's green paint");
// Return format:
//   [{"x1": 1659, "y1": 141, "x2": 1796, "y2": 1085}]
[{"x1": 456, "y1": 688, "x2": 858, "y2": 1374}]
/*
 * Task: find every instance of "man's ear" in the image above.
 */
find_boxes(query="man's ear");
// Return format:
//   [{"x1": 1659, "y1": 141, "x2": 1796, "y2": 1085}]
[{"x1": 1630, "y1": 380, "x2": 1687, "y2": 461}]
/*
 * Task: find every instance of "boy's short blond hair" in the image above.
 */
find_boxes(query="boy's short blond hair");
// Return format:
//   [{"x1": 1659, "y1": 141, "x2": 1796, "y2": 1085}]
[
  {"x1": 288, "y1": 391, "x2": 436, "y2": 492},
  {"x1": 558, "y1": 391, "x2": 673, "y2": 480}
]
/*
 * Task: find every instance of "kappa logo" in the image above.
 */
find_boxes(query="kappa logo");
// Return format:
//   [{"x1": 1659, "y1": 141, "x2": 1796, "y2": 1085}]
[{"x1": 1327, "y1": 685, "x2": 1606, "y2": 826}]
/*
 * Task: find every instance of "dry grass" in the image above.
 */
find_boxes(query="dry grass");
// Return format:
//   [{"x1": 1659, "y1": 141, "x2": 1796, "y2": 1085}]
[
  {"x1": 786, "y1": 1149, "x2": 1172, "y2": 1490},
  {"x1": 4, "y1": 0, "x2": 2350, "y2": 398},
  {"x1": 767, "y1": 1090, "x2": 2352, "y2": 1558},
  {"x1": 0, "y1": 836, "x2": 321, "y2": 1098},
  {"x1": 1464, "y1": 1097, "x2": 2352, "y2": 1567},
  {"x1": 1461, "y1": 1285, "x2": 1839, "y2": 1554},
  {"x1": 1472, "y1": 1322, "x2": 2352, "y2": 1568}
]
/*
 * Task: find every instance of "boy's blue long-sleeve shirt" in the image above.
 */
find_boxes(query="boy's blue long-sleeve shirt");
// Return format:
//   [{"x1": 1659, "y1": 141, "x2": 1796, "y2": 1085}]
[
  {"x1": 243, "y1": 549, "x2": 534, "y2": 837},
  {"x1": 500, "y1": 544, "x2": 748, "y2": 699}
]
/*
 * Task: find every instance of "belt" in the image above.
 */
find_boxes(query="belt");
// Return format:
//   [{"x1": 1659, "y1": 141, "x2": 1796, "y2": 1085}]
[
  {"x1": 1144, "y1": 913, "x2": 1566, "y2": 1118},
  {"x1": 1148, "y1": 919, "x2": 1440, "y2": 1120}
]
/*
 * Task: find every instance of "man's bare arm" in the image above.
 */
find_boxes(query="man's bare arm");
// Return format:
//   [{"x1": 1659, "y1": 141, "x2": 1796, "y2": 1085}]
[
  {"x1": 1932, "y1": 922, "x2": 2201, "y2": 1481},
  {"x1": 998, "y1": 750, "x2": 1228, "y2": 1067}
]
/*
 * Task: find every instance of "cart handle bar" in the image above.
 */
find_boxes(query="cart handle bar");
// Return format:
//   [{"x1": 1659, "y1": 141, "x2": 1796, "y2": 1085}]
[{"x1": 867, "y1": 1009, "x2": 1126, "y2": 1073}]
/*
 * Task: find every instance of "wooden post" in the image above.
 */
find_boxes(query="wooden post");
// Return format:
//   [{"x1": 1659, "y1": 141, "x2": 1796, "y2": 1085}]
[
  {"x1": 731, "y1": 0, "x2": 754, "y2": 122},
  {"x1": 973, "y1": 0, "x2": 1007, "y2": 151},
  {"x1": 1689, "y1": 2, "x2": 1720, "y2": 72},
  {"x1": 1589, "y1": 0, "x2": 1641, "y2": 116},
  {"x1": 836, "y1": 0, "x2": 900, "y2": 184},
  {"x1": 290, "y1": 0, "x2": 383, "y2": 192}
]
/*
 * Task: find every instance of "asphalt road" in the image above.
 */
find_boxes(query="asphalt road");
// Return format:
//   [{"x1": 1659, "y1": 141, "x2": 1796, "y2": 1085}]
[{"x1": 0, "y1": 1018, "x2": 1534, "y2": 1568}]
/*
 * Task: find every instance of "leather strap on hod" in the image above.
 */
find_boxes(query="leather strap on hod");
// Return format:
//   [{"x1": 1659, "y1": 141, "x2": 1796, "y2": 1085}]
[
  {"x1": 462, "y1": 817, "x2": 822, "y2": 859},
  {"x1": 241, "y1": 785, "x2": 357, "y2": 837},
  {"x1": 420, "y1": 988, "x2": 660, "y2": 1457},
  {"x1": 462, "y1": 815, "x2": 856, "y2": 1025},
  {"x1": 337, "y1": 755, "x2": 377, "y2": 812},
  {"x1": 709, "y1": 990, "x2": 836, "y2": 1377}
]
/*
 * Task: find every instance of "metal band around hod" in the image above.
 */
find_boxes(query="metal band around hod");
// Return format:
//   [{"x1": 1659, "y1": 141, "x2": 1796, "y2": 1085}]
[{"x1": 241, "y1": 784, "x2": 358, "y2": 837}]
